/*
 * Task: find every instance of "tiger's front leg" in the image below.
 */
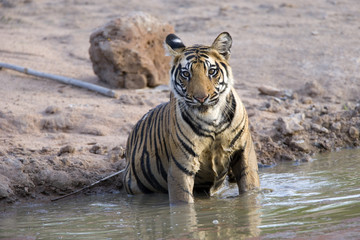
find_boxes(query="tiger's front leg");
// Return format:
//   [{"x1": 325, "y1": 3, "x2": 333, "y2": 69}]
[
  {"x1": 167, "y1": 159, "x2": 196, "y2": 204},
  {"x1": 230, "y1": 137, "x2": 260, "y2": 194}
]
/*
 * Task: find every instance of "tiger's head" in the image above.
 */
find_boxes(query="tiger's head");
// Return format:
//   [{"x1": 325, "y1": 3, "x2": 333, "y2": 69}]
[{"x1": 165, "y1": 32, "x2": 234, "y2": 113}]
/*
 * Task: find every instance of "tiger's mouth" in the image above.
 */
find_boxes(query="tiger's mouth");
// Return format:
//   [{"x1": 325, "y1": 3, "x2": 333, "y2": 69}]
[{"x1": 186, "y1": 98, "x2": 219, "y2": 112}]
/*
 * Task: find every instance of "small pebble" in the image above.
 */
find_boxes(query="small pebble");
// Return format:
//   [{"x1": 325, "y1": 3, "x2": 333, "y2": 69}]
[
  {"x1": 58, "y1": 145, "x2": 75, "y2": 156},
  {"x1": 45, "y1": 105, "x2": 60, "y2": 114}
]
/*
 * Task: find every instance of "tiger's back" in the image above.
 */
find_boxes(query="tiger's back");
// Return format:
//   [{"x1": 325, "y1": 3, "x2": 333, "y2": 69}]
[{"x1": 123, "y1": 32, "x2": 260, "y2": 204}]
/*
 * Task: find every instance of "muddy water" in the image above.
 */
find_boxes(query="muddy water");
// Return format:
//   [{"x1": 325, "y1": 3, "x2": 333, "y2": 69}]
[{"x1": 1, "y1": 148, "x2": 360, "y2": 239}]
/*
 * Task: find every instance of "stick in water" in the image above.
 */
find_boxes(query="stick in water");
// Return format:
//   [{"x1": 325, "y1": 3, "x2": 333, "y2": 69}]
[
  {"x1": 51, "y1": 169, "x2": 125, "y2": 202},
  {"x1": 0, "y1": 62, "x2": 118, "y2": 98}
]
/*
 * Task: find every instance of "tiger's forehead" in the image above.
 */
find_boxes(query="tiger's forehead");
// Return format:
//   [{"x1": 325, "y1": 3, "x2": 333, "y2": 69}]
[{"x1": 179, "y1": 45, "x2": 218, "y2": 66}]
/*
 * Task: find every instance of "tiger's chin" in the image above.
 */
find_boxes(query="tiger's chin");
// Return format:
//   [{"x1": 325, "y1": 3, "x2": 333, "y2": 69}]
[
  {"x1": 192, "y1": 105, "x2": 210, "y2": 113},
  {"x1": 188, "y1": 101, "x2": 219, "y2": 114}
]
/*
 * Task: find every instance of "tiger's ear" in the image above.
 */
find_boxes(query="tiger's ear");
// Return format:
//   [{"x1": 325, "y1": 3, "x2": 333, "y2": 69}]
[
  {"x1": 165, "y1": 33, "x2": 185, "y2": 57},
  {"x1": 211, "y1": 32, "x2": 232, "y2": 60}
]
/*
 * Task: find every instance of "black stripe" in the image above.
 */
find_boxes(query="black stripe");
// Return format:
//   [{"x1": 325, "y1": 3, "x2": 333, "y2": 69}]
[
  {"x1": 174, "y1": 108, "x2": 194, "y2": 147},
  {"x1": 186, "y1": 55, "x2": 196, "y2": 61},
  {"x1": 142, "y1": 107, "x2": 168, "y2": 193},
  {"x1": 144, "y1": 151, "x2": 168, "y2": 193},
  {"x1": 131, "y1": 108, "x2": 157, "y2": 194},
  {"x1": 229, "y1": 125, "x2": 245, "y2": 148},
  {"x1": 215, "y1": 61, "x2": 220, "y2": 70},
  {"x1": 232, "y1": 105, "x2": 246, "y2": 133},
  {"x1": 180, "y1": 107, "x2": 214, "y2": 139},
  {"x1": 203, "y1": 61, "x2": 208, "y2": 72},
  {"x1": 171, "y1": 66, "x2": 176, "y2": 76},
  {"x1": 131, "y1": 120, "x2": 142, "y2": 147},
  {"x1": 156, "y1": 156, "x2": 168, "y2": 184},
  {"x1": 216, "y1": 92, "x2": 237, "y2": 134},
  {"x1": 135, "y1": 117, "x2": 147, "y2": 153},
  {"x1": 220, "y1": 62, "x2": 229, "y2": 78},
  {"x1": 155, "y1": 104, "x2": 168, "y2": 182},
  {"x1": 174, "y1": 64, "x2": 181, "y2": 78},
  {"x1": 173, "y1": 102, "x2": 199, "y2": 154},
  {"x1": 219, "y1": 68, "x2": 225, "y2": 79},
  {"x1": 162, "y1": 106, "x2": 171, "y2": 163},
  {"x1": 131, "y1": 137, "x2": 153, "y2": 194},
  {"x1": 176, "y1": 130, "x2": 197, "y2": 157},
  {"x1": 125, "y1": 166, "x2": 134, "y2": 195},
  {"x1": 147, "y1": 108, "x2": 157, "y2": 150},
  {"x1": 219, "y1": 83, "x2": 228, "y2": 94},
  {"x1": 174, "y1": 81, "x2": 185, "y2": 96},
  {"x1": 172, "y1": 154, "x2": 195, "y2": 176},
  {"x1": 157, "y1": 105, "x2": 167, "y2": 154},
  {"x1": 168, "y1": 173, "x2": 194, "y2": 199},
  {"x1": 184, "y1": 51, "x2": 195, "y2": 56}
]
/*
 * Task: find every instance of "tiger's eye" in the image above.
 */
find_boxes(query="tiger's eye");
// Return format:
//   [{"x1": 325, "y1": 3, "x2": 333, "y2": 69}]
[
  {"x1": 181, "y1": 71, "x2": 190, "y2": 78},
  {"x1": 208, "y1": 68, "x2": 217, "y2": 75}
]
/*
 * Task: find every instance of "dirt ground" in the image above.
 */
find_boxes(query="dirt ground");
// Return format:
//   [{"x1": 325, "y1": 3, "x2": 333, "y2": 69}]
[{"x1": 0, "y1": 0, "x2": 359, "y2": 205}]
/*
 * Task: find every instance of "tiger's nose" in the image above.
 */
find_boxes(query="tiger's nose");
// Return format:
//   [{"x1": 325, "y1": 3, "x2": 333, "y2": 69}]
[{"x1": 194, "y1": 94, "x2": 209, "y2": 103}]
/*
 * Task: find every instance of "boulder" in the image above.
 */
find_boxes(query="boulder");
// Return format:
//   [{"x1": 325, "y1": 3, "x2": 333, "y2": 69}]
[
  {"x1": 275, "y1": 113, "x2": 305, "y2": 135},
  {"x1": 349, "y1": 126, "x2": 359, "y2": 139},
  {"x1": 297, "y1": 81, "x2": 325, "y2": 98},
  {"x1": 89, "y1": 12, "x2": 174, "y2": 89}
]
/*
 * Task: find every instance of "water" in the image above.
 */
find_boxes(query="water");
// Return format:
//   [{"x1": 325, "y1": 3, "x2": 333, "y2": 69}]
[{"x1": 1, "y1": 148, "x2": 360, "y2": 239}]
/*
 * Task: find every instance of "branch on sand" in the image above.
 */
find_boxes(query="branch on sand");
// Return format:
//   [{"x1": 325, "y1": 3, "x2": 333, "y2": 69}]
[
  {"x1": 51, "y1": 169, "x2": 125, "y2": 202},
  {"x1": 0, "y1": 62, "x2": 118, "y2": 98}
]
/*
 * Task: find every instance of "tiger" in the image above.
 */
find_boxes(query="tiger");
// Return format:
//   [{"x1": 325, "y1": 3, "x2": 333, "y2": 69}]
[{"x1": 123, "y1": 32, "x2": 260, "y2": 204}]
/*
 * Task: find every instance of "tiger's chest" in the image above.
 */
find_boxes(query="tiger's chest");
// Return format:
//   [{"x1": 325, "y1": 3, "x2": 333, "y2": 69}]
[
  {"x1": 170, "y1": 90, "x2": 244, "y2": 194},
  {"x1": 192, "y1": 135, "x2": 235, "y2": 195}
]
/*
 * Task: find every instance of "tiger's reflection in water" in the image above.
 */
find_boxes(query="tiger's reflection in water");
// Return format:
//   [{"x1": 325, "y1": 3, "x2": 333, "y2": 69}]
[{"x1": 125, "y1": 192, "x2": 261, "y2": 239}]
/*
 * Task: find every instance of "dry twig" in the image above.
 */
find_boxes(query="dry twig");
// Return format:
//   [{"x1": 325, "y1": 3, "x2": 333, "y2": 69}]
[
  {"x1": 0, "y1": 62, "x2": 118, "y2": 98},
  {"x1": 51, "y1": 169, "x2": 125, "y2": 202}
]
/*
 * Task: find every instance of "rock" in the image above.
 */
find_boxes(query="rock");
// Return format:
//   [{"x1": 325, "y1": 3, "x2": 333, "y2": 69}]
[
  {"x1": 118, "y1": 94, "x2": 145, "y2": 105},
  {"x1": 107, "y1": 146, "x2": 126, "y2": 163},
  {"x1": 297, "y1": 81, "x2": 324, "y2": 98},
  {"x1": 349, "y1": 126, "x2": 359, "y2": 139},
  {"x1": 0, "y1": 174, "x2": 13, "y2": 199},
  {"x1": 320, "y1": 115, "x2": 331, "y2": 129},
  {"x1": 311, "y1": 123, "x2": 329, "y2": 134},
  {"x1": 48, "y1": 171, "x2": 72, "y2": 191},
  {"x1": 260, "y1": 98, "x2": 282, "y2": 113},
  {"x1": 331, "y1": 122, "x2": 342, "y2": 131},
  {"x1": 279, "y1": 154, "x2": 295, "y2": 161},
  {"x1": 289, "y1": 138, "x2": 312, "y2": 153},
  {"x1": 311, "y1": 116, "x2": 323, "y2": 125},
  {"x1": 258, "y1": 85, "x2": 282, "y2": 96},
  {"x1": 58, "y1": 145, "x2": 75, "y2": 156},
  {"x1": 89, "y1": 145, "x2": 108, "y2": 155},
  {"x1": 275, "y1": 114, "x2": 305, "y2": 135},
  {"x1": 41, "y1": 116, "x2": 74, "y2": 132},
  {"x1": 299, "y1": 154, "x2": 313, "y2": 162},
  {"x1": 89, "y1": 12, "x2": 174, "y2": 89},
  {"x1": 258, "y1": 85, "x2": 293, "y2": 98},
  {"x1": 301, "y1": 97, "x2": 313, "y2": 104},
  {"x1": 80, "y1": 127, "x2": 107, "y2": 136},
  {"x1": 315, "y1": 139, "x2": 331, "y2": 150},
  {"x1": 45, "y1": 106, "x2": 60, "y2": 114}
]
